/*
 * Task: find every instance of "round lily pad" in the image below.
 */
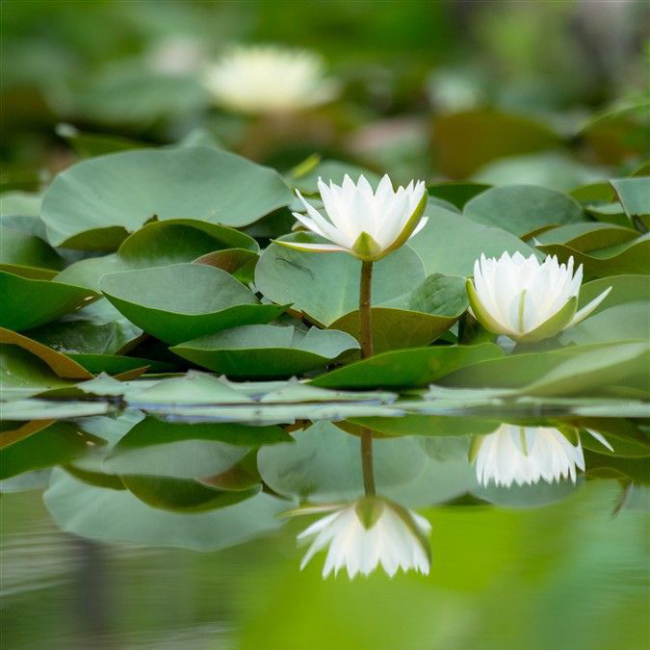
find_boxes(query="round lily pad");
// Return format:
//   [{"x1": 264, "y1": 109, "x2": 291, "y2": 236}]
[
  {"x1": 100, "y1": 263, "x2": 288, "y2": 344},
  {"x1": 41, "y1": 146, "x2": 293, "y2": 249},
  {"x1": 171, "y1": 324, "x2": 359, "y2": 378}
]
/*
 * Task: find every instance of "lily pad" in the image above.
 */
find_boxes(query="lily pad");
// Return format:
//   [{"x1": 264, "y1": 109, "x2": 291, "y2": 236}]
[
  {"x1": 44, "y1": 468, "x2": 287, "y2": 551},
  {"x1": 0, "y1": 270, "x2": 98, "y2": 331},
  {"x1": 533, "y1": 222, "x2": 639, "y2": 253},
  {"x1": 441, "y1": 340, "x2": 650, "y2": 397},
  {"x1": 409, "y1": 206, "x2": 538, "y2": 277},
  {"x1": 41, "y1": 147, "x2": 293, "y2": 249},
  {"x1": 310, "y1": 343, "x2": 504, "y2": 389},
  {"x1": 255, "y1": 237, "x2": 425, "y2": 326},
  {"x1": 427, "y1": 182, "x2": 490, "y2": 209},
  {"x1": 536, "y1": 233, "x2": 650, "y2": 279},
  {"x1": 329, "y1": 308, "x2": 457, "y2": 355},
  {"x1": 0, "y1": 226, "x2": 65, "y2": 279},
  {"x1": 464, "y1": 185, "x2": 584, "y2": 238},
  {"x1": 100, "y1": 264, "x2": 288, "y2": 344},
  {"x1": 610, "y1": 177, "x2": 650, "y2": 228},
  {"x1": 0, "y1": 328, "x2": 92, "y2": 380},
  {"x1": 172, "y1": 325, "x2": 359, "y2": 378}
]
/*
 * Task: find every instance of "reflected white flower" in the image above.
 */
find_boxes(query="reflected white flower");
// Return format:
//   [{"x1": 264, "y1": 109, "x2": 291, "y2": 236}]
[
  {"x1": 146, "y1": 37, "x2": 206, "y2": 75},
  {"x1": 279, "y1": 174, "x2": 428, "y2": 261},
  {"x1": 467, "y1": 252, "x2": 611, "y2": 342},
  {"x1": 298, "y1": 497, "x2": 431, "y2": 578},
  {"x1": 203, "y1": 45, "x2": 339, "y2": 114},
  {"x1": 471, "y1": 424, "x2": 613, "y2": 488}
]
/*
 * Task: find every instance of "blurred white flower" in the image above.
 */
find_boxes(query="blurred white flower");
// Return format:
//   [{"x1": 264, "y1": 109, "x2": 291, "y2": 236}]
[
  {"x1": 279, "y1": 174, "x2": 428, "y2": 261},
  {"x1": 471, "y1": 424, "x2": 613, "y2": 488},
  {"x1": 467, "y1": 252, "x2": 611, "y2": 342},
  {"x1": 203, "y1": 45, "x2": 339, "y2": 114},
  {"x1": 146, "y1": 36, "x2": 207, "y2": 75},
  {"x1": 298, "y1": 497, "x2": 431, "y2": 579}
]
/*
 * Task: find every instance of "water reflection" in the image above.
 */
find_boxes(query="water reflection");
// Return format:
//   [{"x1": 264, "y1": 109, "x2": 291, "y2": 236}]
[
  {"x1": 0, "y1": 402, "x2": 647, "y2": 582},
  {"x1": 471, "y1": 424, "x2": 614, "y2": 488},
  {"x1": 296, "y1": 497, "x2": 431, "y2": 578}
]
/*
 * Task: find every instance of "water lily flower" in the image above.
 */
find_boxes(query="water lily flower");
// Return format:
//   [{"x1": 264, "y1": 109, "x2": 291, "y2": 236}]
[
  {"x1": 279, "y1": 174, "x2": 428, "y2": 261},
  {"x1": 203, "y1": 45, "x2": 339, "y2": 114},
  {"x1": 471, "y1": 424, "x2": 613, "y2": 488},
  {"x1": 467, "y1": 252, "x2": 611, "y2": 342},
  {"x1": 297, "y1": 497, "x2": 431, "y2": 578}
]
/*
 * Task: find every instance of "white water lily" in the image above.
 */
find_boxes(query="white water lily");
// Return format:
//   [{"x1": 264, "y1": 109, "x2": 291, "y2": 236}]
[
  {"x1": 297, "y1": 497, "x2": 431, "y2": 578},
  {"x1": 471, "y1": 424, "x2": 614, "y2": 488},
  {"x1": 203, "y1": 45, "x2": 339, "y2": 114},
  {"x1": 467, "y1": 252, "x2": 611, "y2": 342},
  {"x1": 280, "y1": 174, "x2": 428, "y2": 261}
]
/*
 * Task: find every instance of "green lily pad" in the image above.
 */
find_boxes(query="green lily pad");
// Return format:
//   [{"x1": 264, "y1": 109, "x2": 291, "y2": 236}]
[
  {"x1": 329, "y1": 308, "x2": 458, "y2": 355},
  {"x1": 67, "y1": 353, "x2": 176, "y2": 375},
  {"x1": 0, "y1": 226, "x2": 65, "y2": 279},
  {"x1": 578, "y1": 275, "x2": 649, "y2": 309},
  {"x1": 610, "y1": 177, "x2": 650, "y2": 228},
  {"x1": 537, "y1": 233, "x2": 650, "y2": 279},
  {"x1": 409, "y1": 206, "x2": 538, "y2": 277},
  {"x1": 25, "y1": 298, "x2": 143, "y2": 356},
  {"x1": 441, "y1": 340, "x2": 650, "y2": 397},
  {"x1": 464, "y1": 185, "x2": 584, "y2": 238},
  {"x1": 41, "y1": 147, "x2": 293, "y2": 249},
  {"x1": 533, "y1": 222, "x2": 639, "y2": 253},
  {"x1": 194, "y1": 248, "x2": 259, "y2": 284},
  {"x1": 100, "y1": 263, "x2": 288, "y2": 344},
  {"x1": 310, "y1": 343, "x2": 504, "y2": 389},
  {"x1": 0, "y1": 270, "x2": 98, "y2": 331},
  {"x1": 172, "y1": 325, "x2": 359, "y2": 378},
  {"x1": 427, "y1": 182, "x2": 490, "y2": 209},
  {"x1": 0, "y1": 191, "x2": 42, "y2": 217},
  {"x1": 44, "y1": 468, "x2": 287, "y2": 551},
  {"x1": 255, "y1": 237, "x2": 425, "y2": 326}
]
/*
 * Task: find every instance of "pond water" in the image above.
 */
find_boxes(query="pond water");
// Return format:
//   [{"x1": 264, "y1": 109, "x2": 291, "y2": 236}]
[{"x1": 1, "y1": 386, "x2": 648, "y2": 650}]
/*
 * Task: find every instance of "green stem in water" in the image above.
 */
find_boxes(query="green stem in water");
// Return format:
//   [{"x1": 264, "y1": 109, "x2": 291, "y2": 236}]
[
  {"x1": 359, "y1": 260, "x2": 374, "y2": 359},
  {"x1": 359, "y1": 260, "x2": 375, "y2": 496}
]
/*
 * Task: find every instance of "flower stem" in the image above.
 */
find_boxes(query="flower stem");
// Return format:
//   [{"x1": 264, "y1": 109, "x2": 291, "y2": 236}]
[
  {"x1": 359, "y1": 260, "x2": 374, "y2": 359},
  {"x1": 360, "y1": 427, "x2": 376, "y2": 496},
  {"x1": 358, "y1": 260, "x2": 375, "y2": 496}
]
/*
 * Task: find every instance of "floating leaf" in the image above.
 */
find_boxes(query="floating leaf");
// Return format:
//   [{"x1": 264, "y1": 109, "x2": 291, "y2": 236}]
[
  {"x1": 0, "y1": 270, "x2": 98, "y2": 331},
  {"x1": 533, "y1": 222, "x2": 639, "y2": 253},
  {"x1": 537, "y1": 233, "x2": 650, "y2": 279},
  {"x1": 310, "y1": 343, "x2": 503, "y2": 389},
  {"x1": 0, "y1": 226, "x2": 65, "y2": 279},
  {"x1": 464, "y1": 185, "x2": 584, "y2": 238},
  {"x1": 172, "y1": 325, "x2": 359, "y2": 378},
  {"x1": 41, "y1": 147, "x2": 293, "y2": 249},
  {"x1": 100, "y1": 264, "x2": 288, "y2": 344},
  {"x1": 610, "y1": 177, "x2": 650, "y2": 229},
  {"x1": 0, "y1": 328, "x2": 92, "y2": 380},
  {"x1": 255, "y1": 236, "x2": 425, "y2": 326},
  {"x1": 409, "y1": 207, "x2": 538, "y2": 277},
  {"x1": 427, "y1": 182, "x2": 490, "y2": 209},
  {"x1": 329, "y1": 308, "x2": 456, "y2": 355}
]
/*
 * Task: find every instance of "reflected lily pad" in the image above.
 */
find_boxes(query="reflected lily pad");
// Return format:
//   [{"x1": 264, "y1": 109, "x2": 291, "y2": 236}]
[
  {"x1": 100, "y1": 264, "x2": 288, "y2": 344},
  {"x1": 172, "y1": 325, "x2": 359, "y2": 378},
  {"x1": 44, "y1": 468, "x2": 288, "y2": 551},
  {"x1": 41, "y1": 147, "x2": 293, "y2": 249}
]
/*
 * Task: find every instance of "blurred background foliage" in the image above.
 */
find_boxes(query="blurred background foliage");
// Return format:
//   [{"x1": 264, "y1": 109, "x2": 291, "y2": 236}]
[{"x1": 2, "y1": 0, "x2": 648, "y2": 191}]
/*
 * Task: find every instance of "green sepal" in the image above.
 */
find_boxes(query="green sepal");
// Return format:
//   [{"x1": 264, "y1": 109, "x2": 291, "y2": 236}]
[
  {"x1": 379, "y1": 190, "x2": 429, "y2": 259},
  {"x1": 351, "y1": 231, "x2": 383, "y2": 261},
  {"x1": 518, "y1": 296, "x2": 578, "y2": 343},
  {"x1": 468, "y1": 435, "x2": 485, "y2": 463},
  {"x1": 466, "y1": 278, "x2": 509, "y2": 336},
  {"x1": 355, "y1": 496, "x2": 385, "y2": 530}
]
